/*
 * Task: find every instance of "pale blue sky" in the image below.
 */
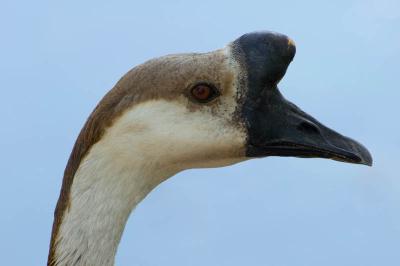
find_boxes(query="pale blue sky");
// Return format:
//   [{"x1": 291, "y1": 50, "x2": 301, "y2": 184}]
[{"x1": 1, "y1": 0, "x2": 399, "y2": 265}]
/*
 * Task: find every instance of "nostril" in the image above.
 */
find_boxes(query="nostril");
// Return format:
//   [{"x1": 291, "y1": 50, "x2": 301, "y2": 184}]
[{"x1": 297, "y1": 121, "x2": 321, "y2": 135}]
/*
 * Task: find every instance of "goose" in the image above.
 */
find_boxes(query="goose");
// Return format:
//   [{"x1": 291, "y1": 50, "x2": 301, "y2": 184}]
[{"x1": 48, "y1": 31, "x2": 372, "y2": 266}]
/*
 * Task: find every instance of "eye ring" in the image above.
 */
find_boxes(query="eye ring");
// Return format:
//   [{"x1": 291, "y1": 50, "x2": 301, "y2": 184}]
[{"x1": 189, "y1": 83, "x2": 220, "y2": 103}]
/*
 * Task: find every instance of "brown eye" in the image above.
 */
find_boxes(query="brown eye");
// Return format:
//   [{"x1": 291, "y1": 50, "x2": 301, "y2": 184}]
[{"x1": 190, "y1": 83, "x2": 219, "y2": 103}]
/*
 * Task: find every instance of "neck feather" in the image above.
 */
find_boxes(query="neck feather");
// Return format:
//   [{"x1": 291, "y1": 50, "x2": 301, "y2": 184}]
[
  {"x1": 53, "y1": 147, "x2": 174, "y2": 266},
  {"x1": 50, "y1": 103, "x2": 179, "y2": 266}
]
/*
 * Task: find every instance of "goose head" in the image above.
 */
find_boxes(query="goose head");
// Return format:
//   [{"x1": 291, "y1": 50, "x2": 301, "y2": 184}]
[
  {"x1": 110, "y1": 31, "x2": 371, "y2": 172},
  {"x1": 49, "y1": 31, "x2": 372, "y2": 266}
]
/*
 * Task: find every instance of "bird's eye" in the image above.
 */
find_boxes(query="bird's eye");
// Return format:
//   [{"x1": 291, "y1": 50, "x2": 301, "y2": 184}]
[{"x1": 190, "y1": 83, "x2": 220, "y2": 103}]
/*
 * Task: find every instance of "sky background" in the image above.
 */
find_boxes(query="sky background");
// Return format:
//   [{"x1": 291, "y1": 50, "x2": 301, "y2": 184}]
[{"x1": 1, "y1": 0, "x2": 399, "y2": 265}]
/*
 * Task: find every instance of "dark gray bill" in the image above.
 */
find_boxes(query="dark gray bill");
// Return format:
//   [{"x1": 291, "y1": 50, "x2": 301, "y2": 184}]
[{"x1": 232, "y1": 31, "x2": 372, "y2": 166}]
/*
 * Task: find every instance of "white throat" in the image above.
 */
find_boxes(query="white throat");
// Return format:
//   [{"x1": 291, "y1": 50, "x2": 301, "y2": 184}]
[{"x1": 53, "y1": 139, "x2": 176, "y2": 266}]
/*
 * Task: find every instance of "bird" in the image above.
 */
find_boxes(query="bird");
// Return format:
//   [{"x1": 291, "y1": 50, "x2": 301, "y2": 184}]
[{"x1": 47, "y1": 31, "x2": 372, "y2": 266}]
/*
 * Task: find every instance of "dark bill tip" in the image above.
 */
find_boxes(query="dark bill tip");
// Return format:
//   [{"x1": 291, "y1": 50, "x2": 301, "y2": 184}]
[{"x1": 332, "y1": 138, "x2": 373, "y2": 166}]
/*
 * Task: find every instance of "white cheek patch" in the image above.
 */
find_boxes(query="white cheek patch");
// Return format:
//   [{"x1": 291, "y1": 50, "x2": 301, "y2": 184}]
[{"x1": 111, "y1": 98, "x2": 247, "y2": 170}]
